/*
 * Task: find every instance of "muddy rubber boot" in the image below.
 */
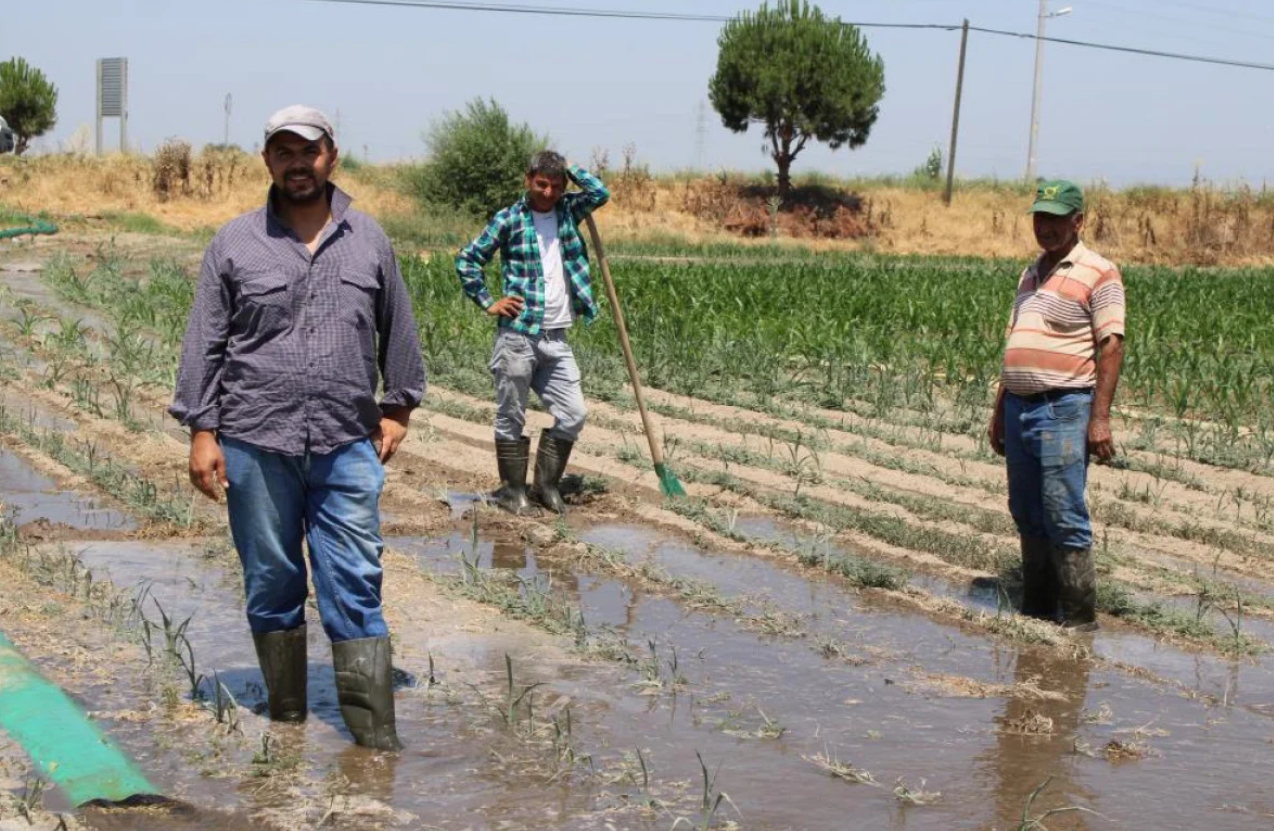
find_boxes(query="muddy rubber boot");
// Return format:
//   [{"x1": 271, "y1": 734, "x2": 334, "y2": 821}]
[
  {"x1": 493, "y1": 438, "x2": 533, "y2": 515},
  {"x1": 531, "y1": 431, "x2": 574, "y2": 515},
  {"x1": 1054, "y1": 546, "x2": 1099, "y2": 632},
  {"x1": 1019, "y1": 537, "x2": 1060, "y2": 622},
  {"x1": 252, "y1": 625, "x2": 308, "y2": 722},
  {"x1": 332, "y1": 637, "x2": 403, "y2": 751}
]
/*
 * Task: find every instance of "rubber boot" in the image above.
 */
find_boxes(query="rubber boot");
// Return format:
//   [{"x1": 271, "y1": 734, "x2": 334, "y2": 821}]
[
  {"x1": 493, "y1": 438, "x2": 533, "y2": 515},
  {"x1": 1019, "y1": 537, "x2": 1060, "y2": 622},
  {"x1": 252, "y1": 625, "x2": 308, "y2": 723},
  {"x1": 331, "y1": 637, "x2": 403, "y2": 751},
  {"x1": 1054, "y1": 545, "x2": 1099, "y2": 632},
  {"x1": 531, "y1": 431, "x2": 574, "y2": 515}
]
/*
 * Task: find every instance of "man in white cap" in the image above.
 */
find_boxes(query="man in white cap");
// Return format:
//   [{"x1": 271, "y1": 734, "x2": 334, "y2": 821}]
[{"x1": 171, "y1": 105, "x2": 426, "y2": 750}]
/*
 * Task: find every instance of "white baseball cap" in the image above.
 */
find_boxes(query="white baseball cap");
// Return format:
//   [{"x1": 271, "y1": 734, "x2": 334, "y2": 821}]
[{"x1": 264, "y1": 105, "x2": 336, "y2": 146}]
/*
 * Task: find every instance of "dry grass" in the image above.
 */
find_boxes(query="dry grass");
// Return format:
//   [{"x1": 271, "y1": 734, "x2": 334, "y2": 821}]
[
  {"x1": 4, "y1": 151, "x2": 1274, "y2": 265},
  {"x1": 0, "y1": 150, "x2": 412, "y2": 233}
]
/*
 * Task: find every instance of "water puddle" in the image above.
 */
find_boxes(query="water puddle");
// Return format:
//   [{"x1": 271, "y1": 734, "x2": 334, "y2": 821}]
[
  {"x1": 1139, "y1": 547, "x2": 1274, "y2": 600},
  {"x1": 0, "y1": 268, "x2": 117, "y2": 337},
  {"x1": 14, "y1": 516, "x2": 1274, "y2": 831},
  {"x1": 0, "y1": 448, "x2": 134, "y2": 531}
]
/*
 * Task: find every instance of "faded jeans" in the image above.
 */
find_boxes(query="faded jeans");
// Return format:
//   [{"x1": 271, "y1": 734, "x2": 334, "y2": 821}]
[
  {"x1": 1005, "y1": 390, "x2": 1094, "y2": 551},
  {"x1": 221, "y1": 436, "x2": 388, "y2": 643},
  {"x1": 490, "y1": 328, "x2": 588, "y2": 443}
]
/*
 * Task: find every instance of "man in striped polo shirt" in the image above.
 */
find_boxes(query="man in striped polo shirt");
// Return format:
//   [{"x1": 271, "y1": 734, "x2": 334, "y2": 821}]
[{"x1": 989, "y1": 180, "x2": 1126, "y2": 631}]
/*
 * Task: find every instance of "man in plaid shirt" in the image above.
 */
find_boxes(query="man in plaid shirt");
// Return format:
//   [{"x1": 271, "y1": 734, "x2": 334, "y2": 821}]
[{"x1": 455, "y1": 152, "x2": 609, "y2": 515}]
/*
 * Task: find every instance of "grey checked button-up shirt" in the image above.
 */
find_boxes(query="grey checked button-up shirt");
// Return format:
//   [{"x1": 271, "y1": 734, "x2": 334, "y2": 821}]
[{"x1": 170, "y1": 184, "x2": 426, "y2": 456}]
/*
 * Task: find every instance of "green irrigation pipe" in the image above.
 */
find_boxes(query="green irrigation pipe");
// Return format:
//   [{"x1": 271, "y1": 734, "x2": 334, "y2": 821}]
[
  {"x1": 0, "y1": 215, "x2": 58, "y2": 240},
  {"x1": 0, "y1": 628, "x2": 162, "y2": 807}
]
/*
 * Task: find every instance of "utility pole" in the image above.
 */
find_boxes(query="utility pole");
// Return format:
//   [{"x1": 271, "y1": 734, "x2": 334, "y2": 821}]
[
  {"x1": 945, "y1": 19, "x2": 970, "y2": 207},
  {"x1": 224, "y1": 94, "x2": 232, "y2": 147},
  {"x1": 1025, "y1": 1, "x2": 1073, "y2": 183}
]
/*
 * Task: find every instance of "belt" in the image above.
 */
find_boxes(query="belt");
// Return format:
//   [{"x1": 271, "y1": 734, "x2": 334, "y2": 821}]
[{"x1": 1012, "y1": 388, "x2": 1093, "y2": 403}]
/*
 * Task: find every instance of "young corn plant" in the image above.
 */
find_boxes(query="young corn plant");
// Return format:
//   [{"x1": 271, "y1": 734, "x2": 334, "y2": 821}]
[
  {"x1": 1015, "y1": 777, "x2": 1098, "y2": 830},
  {"x1": 670, "y1": 752, "x2": 738, "y2": 831}
]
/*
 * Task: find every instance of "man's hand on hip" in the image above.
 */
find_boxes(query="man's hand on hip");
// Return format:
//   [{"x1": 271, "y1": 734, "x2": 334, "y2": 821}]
[
  {"x1": 189, "y1": 430, "x2": 228, "y2": 501},
  {"x1": 488, "y1": 296, "x2": 525, "y2": 319},
  {"x1": 1088, "y1": 416, "x2": 1116, "y2": 463},
  {"x1": 988, "y1": 413, "x2": 1006, "y2": 457},
  {"x1": 373, "y1": 408, "x2": 412, "y2": 464}
]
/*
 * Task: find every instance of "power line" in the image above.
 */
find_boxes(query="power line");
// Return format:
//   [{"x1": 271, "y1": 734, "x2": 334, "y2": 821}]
[
  {"x1": 298, "y1": 0, "x2": 957, "y2": 30},
  {"x1": 968, "y1": 25, "x2": 1274, "y2": 72},
  {"x1": 300, "y1": 0, "x2": 1274, "y2": 72},
  {"x1": 1069, "y1": 0, "x2": 1274, "y2": 44}
]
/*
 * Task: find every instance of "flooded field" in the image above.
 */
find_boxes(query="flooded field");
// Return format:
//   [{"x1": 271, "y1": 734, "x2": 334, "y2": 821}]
[{"x1": 2, "y1": 235, "x2": 1274, "y2": 830}]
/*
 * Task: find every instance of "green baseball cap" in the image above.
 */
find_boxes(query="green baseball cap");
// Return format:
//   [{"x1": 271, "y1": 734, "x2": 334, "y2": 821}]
[{"x1": 1028, "y1": 180, "x2": 1084, "y2": 216}]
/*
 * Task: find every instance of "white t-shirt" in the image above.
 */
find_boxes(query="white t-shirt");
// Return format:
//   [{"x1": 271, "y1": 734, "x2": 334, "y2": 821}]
[{"x1": 532, "y1": 209, "x2": 573, "y2": 330}]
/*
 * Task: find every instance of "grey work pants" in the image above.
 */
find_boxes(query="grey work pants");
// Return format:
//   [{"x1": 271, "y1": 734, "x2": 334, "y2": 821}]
[{"x1": 490, "y1": 328, "x2": 587, "y2": 443}]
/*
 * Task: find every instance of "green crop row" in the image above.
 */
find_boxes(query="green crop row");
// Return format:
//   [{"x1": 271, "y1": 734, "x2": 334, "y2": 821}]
[{"x1": 406, "y1": 251, "x2": 1274, "y2": 432}]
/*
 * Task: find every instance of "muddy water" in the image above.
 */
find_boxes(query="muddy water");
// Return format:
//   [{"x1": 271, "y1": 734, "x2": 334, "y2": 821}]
[
  {"x1": 733, "y1": 512, "x2": 1274, "y2": 709},
  {"x1": 0, "y1": 448, "x2": 134, "y2": 531},
  {"x1": 14, "y1": 518, "x2": 1274, "y2": 831},
  {"x1": 65, "y1": 538, "x2": 650, "y2": 830},
  {"x1": 563, "y1": 524, "x2": 1274, "y2": 830},
  {"x1": 0, "y1": 268, "x2": 116, "y2": 337}
]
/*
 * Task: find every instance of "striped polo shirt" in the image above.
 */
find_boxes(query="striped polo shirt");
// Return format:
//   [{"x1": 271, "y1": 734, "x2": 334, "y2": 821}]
[{"x1": 1001, "y1": 241, "x2": 1126, "y2": 396}]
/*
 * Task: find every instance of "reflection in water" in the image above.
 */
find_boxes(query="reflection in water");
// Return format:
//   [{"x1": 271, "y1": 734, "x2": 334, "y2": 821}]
[{"x1": 988, "y1": 646, "x2": 1095, "y2": 830}]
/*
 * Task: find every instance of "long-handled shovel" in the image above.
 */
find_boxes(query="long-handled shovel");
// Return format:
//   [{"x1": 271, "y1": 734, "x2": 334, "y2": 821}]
[{"x1": 583, "y1": 213, "x2": 686, "y2": 498}]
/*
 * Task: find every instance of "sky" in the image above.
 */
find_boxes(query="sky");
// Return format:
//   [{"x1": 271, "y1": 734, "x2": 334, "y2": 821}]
[{"x1": 3, "y1": 0, "x2": 1274, "y2": 186}]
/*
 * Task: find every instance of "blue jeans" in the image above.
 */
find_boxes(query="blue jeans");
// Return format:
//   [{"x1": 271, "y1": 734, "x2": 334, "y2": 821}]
[
  {"x1": 1005, "y1": 390, "x2": 1093, "y2": 551},
  {"x1": 222, "y1": 436, "x2": 388, "y2": 643}
]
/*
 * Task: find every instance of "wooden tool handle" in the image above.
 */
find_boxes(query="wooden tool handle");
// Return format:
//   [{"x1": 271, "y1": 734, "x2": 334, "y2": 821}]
[{"x1": 583, "y1": 213, "x2": 665, "y2": 468}]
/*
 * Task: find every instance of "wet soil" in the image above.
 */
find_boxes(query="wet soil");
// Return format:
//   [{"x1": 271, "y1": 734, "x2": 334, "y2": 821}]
[{"x1": 5, "y1": 234, "x2": 1274, "y2": 829}]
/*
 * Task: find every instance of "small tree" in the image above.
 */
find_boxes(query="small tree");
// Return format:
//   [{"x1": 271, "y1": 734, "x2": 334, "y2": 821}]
[
  {"x1": 708, "y1": 0, "x2": 885, "y2": 200},
  {"x1": 415, "y1": 98, "x2": 549, "y2": 218},
  {"x1": 0, "y1": 58, "x2": 58, "y2": 156}
]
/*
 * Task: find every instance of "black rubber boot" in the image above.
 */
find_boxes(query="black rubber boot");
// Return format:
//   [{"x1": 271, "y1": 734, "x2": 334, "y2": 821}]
[
  {"x1": 252, "y1": 625, "x2": 308, "y2": 722},
  {"x1": 332, "y1": 637, "x2": 403, "y2": 751},
  {"x1": 1019, "y1": 537, "x2": 1060, "y2": 622},
  {"x1": 493, "y1": 438, "x2": 533, "y2": 515},
  {"x1": 531, "y1": 431, "x2": 574, "y2": 515},
  {"x1": 1054, "y1": 545, "x2": 1099, "y2": 632}
]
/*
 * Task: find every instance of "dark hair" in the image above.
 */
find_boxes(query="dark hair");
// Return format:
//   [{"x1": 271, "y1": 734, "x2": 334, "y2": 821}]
[{"x1": 528, "y1": 150, "x2": 567, "y2": 180}]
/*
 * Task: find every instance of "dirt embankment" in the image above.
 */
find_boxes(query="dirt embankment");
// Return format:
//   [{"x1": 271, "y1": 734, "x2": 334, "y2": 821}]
[{"x1": 5, "y1": 151, "x2": 1274, "y2": 266}]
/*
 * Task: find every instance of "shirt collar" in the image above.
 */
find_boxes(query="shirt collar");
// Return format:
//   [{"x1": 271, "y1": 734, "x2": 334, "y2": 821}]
[{"x1": 1032, "y1": 239, "x2": 1089, "y2": 281}]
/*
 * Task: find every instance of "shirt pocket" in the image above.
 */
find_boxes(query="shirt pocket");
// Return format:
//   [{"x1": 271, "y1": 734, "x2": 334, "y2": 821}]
[
  {"x1": 338, "y1": 268, "x2": 380, "y2": 331},
  {"x1": 234, "y1": 272, "x2": 292, "y2": 334}
]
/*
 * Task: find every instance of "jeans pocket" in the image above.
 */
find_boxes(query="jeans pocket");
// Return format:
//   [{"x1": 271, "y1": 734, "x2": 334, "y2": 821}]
[
  {"x1": 491, "y1": 332, "x2": 534, "y2": 377},
  {"x1": 1047, "y1": 395, "x2": 1090, "y2": 423}
]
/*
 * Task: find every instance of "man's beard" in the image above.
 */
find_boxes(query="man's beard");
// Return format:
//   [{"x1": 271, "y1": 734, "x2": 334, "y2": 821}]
[{"x1": 278, "y1": 171, "x2": 325, "y2": 204}]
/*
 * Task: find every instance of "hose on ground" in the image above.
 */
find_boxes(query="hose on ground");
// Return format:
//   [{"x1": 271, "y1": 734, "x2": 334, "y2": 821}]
[{"x1": 0, "y1": 215, "x2": 58, "y2": 240}]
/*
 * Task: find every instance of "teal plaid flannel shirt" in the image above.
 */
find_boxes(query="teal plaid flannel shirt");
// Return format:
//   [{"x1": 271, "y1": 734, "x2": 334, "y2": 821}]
[{"x1": 455, "y1": 166, "x2": 610, "y2": 336}]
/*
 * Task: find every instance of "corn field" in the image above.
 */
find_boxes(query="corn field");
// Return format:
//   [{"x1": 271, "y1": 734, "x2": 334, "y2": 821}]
[{"x1": 406, "y1": 251, "x2": 1274, "y2": 471}]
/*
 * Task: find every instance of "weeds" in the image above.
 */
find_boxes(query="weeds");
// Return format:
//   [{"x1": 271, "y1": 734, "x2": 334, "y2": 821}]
[
  {"x1": 893, "y1": 777, "x2": 942, "y2": 806},
  {"x1": 802, "y1": 747, "x2": 878, "y2": 785},
  {"x1": 1015, "y1": 777, "x2": 1097, "y2": 830},
  {"x1": 669, "y1": 752, "x2": 738, "y2": 830},
  {"x1": 0, "y1": 403, "x2": 198, "y2": 529},
  {"x1": 14, "y1": 775, "x2": 49, "y2": 823}
]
